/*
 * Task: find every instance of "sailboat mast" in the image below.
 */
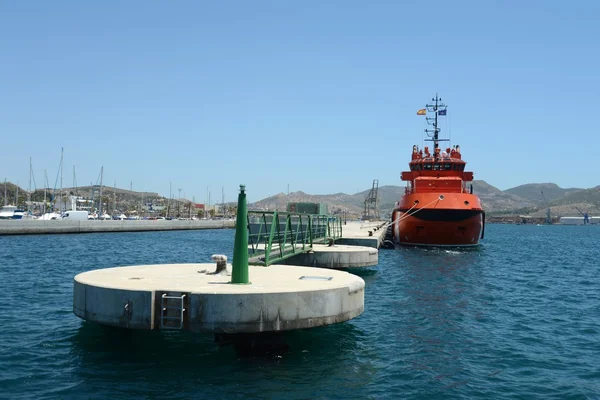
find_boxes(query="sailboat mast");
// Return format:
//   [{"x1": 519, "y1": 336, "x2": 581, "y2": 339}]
[
  {"x1": 167, "y1": 181, "x2": 172, "y2": 218},
  {"x1": 89, "y1": 181, "x2": 94, "y2": 215},
  {"x1": 44, "y1": 170, "x2": 48, "y2": 214},
  {"x1": 59, "y1": 147, "x2": 63, "y2": 212},
  {"x1": 3, "y1": 178, "x2": 6, "y2": 207},
  {"x1": 73, "y1": 166, "x2": 79, "y2": 197},
  {"x1": 28, "y1": 157, "x2": 32, "y2": 214},
  {"x1": 99, "y1": 167, "x2": 104, "y2": 217},
  {"x1": 177, "y1": 188, "x2": 182, "y2": 217}
]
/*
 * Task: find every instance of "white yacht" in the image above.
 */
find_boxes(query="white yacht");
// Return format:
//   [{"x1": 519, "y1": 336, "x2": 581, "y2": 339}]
[
  {"x1": 0, "y1": 205, "x2": 25, "y2": 219},
  {"x1": 39, "y1": 212, "x2": 62, "y2": 220},
  {"x1": 0, "y1": 205, "x2": 17, "y2": 219}
]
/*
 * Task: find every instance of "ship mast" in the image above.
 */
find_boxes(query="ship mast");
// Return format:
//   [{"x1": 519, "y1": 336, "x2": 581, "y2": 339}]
[
  {"x1": 44, "y1": 170, "x2": 48, "y2": 215},
  {"x1": 99, "y1": 166, "x2": 104, "y2": 217},
  {"x1": 59, "y1": 147, "x2": 63, "y2": 212},
  {"x1": 425, "y1": 94, "x2": 448, "y2": 157},
  {"x1": 28, "y1": 157, "x2": 32, "y2": 215}
]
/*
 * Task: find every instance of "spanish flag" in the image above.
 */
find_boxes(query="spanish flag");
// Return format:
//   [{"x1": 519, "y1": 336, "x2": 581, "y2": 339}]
[{"x1": 417, "y1": 108, "x2": 426, "y2": 115}]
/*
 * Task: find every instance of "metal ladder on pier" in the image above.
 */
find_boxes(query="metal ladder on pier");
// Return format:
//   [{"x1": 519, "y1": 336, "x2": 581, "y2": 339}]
[{"x1": 160, "y1": 293, "x2": 186, "y2": 330}]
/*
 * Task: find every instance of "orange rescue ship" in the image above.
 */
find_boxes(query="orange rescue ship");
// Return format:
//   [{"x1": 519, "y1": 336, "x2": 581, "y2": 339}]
[{"x1": 392, "y1": 95, "x2": 484, "y2": 247}]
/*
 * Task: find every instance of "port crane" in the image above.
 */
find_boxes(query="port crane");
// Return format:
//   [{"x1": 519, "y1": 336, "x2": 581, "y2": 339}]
[
  {"x1": 541, "y1": 190, "x2": 552, "y2": 224},
  {"x1": 574, "y1": 207, "x2": 590, "y2": 224},
  {"x1": 362, "y1": 179, "x2": 380, "y2": 220}
]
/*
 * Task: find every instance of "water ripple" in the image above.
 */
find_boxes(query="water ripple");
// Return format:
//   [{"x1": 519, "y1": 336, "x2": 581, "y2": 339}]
[{"x1": 0, "y1": 226, "x2": 599, "y2": 399}]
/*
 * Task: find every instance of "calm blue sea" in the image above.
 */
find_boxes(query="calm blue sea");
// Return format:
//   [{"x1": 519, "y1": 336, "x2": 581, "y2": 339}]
[{"x1": 1, "y1": 225, "x2": 599, "y2": 399}]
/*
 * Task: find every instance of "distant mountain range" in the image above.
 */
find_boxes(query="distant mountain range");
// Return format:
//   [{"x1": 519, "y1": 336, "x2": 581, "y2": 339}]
[
  {"x1": 249, "y1": 181, "x2": 600, "y2": 218},
  {"x1": 2, "y1": 180, "x2": 599, "y2": 218}
]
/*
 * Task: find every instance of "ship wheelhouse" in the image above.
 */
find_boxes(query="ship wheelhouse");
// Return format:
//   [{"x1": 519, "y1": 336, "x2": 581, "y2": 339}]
[
  {"x1": 401, "y1": 145, "x2": 474, "y2": 195},
  {"x1": 409, "y1": 159, "x2": 466, "y2": 172}
]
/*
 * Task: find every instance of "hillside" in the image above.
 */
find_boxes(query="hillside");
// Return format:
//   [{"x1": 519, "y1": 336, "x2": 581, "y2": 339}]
[
  {"x1": 504, "y1": 183, "x2": 583, "y2": 204},
  {"x1": 249, "y1": 191, "x2": 364, "y2": 215},
  {"x1": 471, "y1": 180, "x2": 502, "y2": 196},
  {"x1": 472, "y1": 180, "x2": 533, "y2": 213},
  {"x1": 0, "y1": 182, "x2": 182, "y2": 215},
  {"x1": 3, "y1": 180, "x2": 599, "y2": 218},
  {"x1": 249, "y1": 181, "x2": 600, "y2": 218},
  {"x1": 550, "y1": 186, "x2": 600, "y2": 207},
  {"x1": 349, "y1": 185, "x2": 404, "y2": 213},
  {"x1": 248, "y1": 185, "x2": 405, "y2": 217},
  {"x1": 64, "y1": 185, "x2": 163, "y2": 205},
  {"x1": 249, "y1": 181, "x2": 534, "y2": 217},
  {"x1": 544, "y1": 186, "x2": 600, "y2": 217},
  {"x1": 0, "y1": 182, "x2": 23, "y2": 205}
]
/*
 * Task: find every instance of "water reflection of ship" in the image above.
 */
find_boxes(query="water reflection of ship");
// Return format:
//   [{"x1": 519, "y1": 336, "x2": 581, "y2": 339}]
[{"x1": 395, "y1": 248, "x2": 485, "y2": 384}]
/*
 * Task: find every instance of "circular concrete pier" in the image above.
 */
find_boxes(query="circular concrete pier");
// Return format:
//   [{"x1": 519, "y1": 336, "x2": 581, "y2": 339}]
[
  {"x1": 73, "y1": 262, "x2": 365, "y2": 333},
  {"x1": 283, "y1": 244, "x2": 378, "y2": 268}
]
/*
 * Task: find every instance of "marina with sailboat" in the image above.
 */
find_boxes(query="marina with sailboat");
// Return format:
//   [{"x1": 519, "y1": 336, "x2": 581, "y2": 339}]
[{"x1": 0, "y1": 148, "x2": 237, "y2": 233}]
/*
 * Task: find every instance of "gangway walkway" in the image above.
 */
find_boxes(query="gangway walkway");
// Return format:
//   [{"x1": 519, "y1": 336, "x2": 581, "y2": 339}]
[{"x1": 247, "y1": 211, "x2": 343, "y2": 266}]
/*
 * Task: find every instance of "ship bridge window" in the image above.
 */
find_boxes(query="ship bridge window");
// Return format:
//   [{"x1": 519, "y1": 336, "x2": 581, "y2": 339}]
[
  {"x1": 423, "y1": 163, "x2": 432, "y2": 170},
  {"x1": 433, "y1": 163, "x2": 441, "y2": 171},
  {"x1": 443, "y1": 163, "x2": 452, "y2": 170}
]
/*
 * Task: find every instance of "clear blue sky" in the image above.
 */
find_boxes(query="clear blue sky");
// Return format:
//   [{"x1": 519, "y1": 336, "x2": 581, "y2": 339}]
[{"x1": 1, "y1": 1, "x2": 599, "y2": 203}]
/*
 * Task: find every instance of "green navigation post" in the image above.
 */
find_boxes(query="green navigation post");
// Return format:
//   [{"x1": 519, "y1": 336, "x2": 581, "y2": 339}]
[{"x1": 231, "y1": 184, "x2": 250, "y2": 284}]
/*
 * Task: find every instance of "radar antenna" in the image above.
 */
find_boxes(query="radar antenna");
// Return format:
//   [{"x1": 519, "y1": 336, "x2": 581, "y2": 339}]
[{"x1": 424, "y1": 94, "x2": 449, "y2": 157}]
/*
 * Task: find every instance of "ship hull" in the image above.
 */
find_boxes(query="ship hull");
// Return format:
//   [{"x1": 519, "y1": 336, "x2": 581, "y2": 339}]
[{"x1": 392, "y1": 194, "x2": 484, "y2": 247}]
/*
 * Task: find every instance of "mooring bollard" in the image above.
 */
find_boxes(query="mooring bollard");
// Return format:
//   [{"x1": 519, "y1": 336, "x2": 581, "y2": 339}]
[{"x1": 210, "y1": 254, "x2": 228, "y2": 274}]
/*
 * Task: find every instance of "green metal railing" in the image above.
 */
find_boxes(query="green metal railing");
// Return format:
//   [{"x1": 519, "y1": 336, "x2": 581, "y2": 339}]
[{"x1": 247, "y1": 210, "x2": 343, "y2": 266}]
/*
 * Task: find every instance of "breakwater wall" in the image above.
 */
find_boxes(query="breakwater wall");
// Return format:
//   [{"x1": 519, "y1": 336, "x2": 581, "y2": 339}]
[{"x1": 0, "y1": 219, "x2": 235, "y2": 235}]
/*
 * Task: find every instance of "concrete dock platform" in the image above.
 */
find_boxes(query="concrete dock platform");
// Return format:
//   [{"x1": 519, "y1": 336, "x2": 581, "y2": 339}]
[
  {"x1": 0, "y1": 219, "x2": 234, "y2": 235},
  {"x1": 249, "y1": 242, "x2": 378, "y2": 268},
  {"x1": 73, "y1": 262, "x2": 365, "y2": 333},
  {"x1": 336, "y1": 220, "x2": 390, "y2": 248},
  {"x1": 283, "y1": 243, "x2": 378, "y2": 268}
]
